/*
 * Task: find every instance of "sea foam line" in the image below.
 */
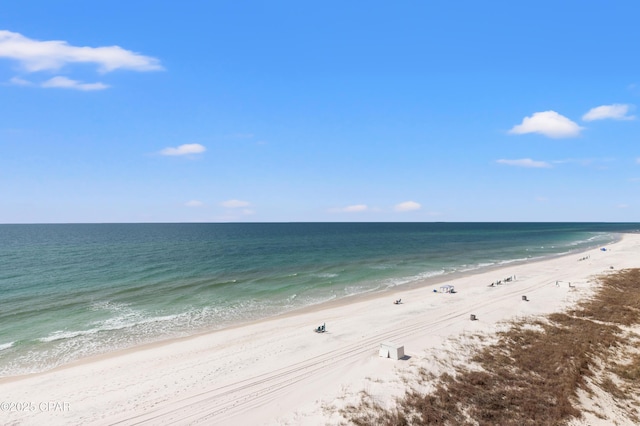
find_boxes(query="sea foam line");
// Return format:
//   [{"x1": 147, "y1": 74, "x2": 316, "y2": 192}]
[
  {"x1": 0, "y1": 342, "x2": 15, "y2": 351},
  {"x1": 38, "y1": 312, "x2": 186, "y2": 343}
]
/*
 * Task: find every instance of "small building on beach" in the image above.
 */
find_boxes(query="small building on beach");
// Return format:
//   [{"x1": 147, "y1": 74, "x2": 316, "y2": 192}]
[{"x1": 379, "y1": 341, "x2": 404, "y2": 360}]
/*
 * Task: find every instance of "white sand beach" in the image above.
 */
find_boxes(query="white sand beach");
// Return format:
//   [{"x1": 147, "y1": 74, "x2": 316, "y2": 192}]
[{"x1": 2, "y1": 233, "x2": 640, "y2": 425}]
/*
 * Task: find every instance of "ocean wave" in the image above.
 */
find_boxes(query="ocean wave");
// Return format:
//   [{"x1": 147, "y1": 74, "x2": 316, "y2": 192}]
[
  {"x1": 38, "y1": 310, "x2": 187, "y2": 343},
  {"x1": 454, "y1": 255, "x2": 547, "y2": 273},
  {"x1": 369, "y1": 264, "x2": 395, "y2": 270},
  {"x1": 39, "y1": 329, "x2": 99, "y2": 343},
  {"x1": 568, "y1": 233, "x2": 608, "y2": 246},
  {"x1": 378, "y1": 269, "x2": 446, "y2": 289},
  {"x1": 0, "y1": 342, "x2": 14, "y2": 351},
  {"x1": 90, "y1": 300, "x2": 133, "y2": 313},
  {"x1": 314, "y1": 273, "x2": 338, "y2": 278},
  {"x1": 496, "y1": 256, "x2": 537, "y2": 266},
  {"x1": 343, "y1": 284, "x2": 380, "y2": 296},
  {"x1": 455, "y1": 263, "x2": 495, "y2": 273}
]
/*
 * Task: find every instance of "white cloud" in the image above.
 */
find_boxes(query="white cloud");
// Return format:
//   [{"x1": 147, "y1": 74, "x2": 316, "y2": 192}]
[
  {"x1": 220, "y1": 199, "x2": 250, "y2": 208},
  {"x1": 583, "y1": 104, "x2": 635, "y2": 121},
  {"x1": 496, "y1": 158, "x2": 552, "y2": 168},
  {"x1": 185, "y1": 200, "x2": 204, "y2": 207},
  {"x1": 9, "y1": 76, "x2": 32, "y2": 86},
  {"x1": 553, "y1": 158, "x2": 593, "y2": 166},
  {"x1": 160, "y1": 143, "x2": 206, "y2": 156},
  {"x1": 343, "y1": 204, "x2": 368, "y2": 212},
  {"x1": 394, "y1": 201, "x2": 421, "y2": 212},
  {"x1": 509, "y1": 111, "x2": 583, "y2": 138},
  {"x1": 0, "y1": 30, "x2": 162, "y2": 73},
  {"x1": 41, "y1": 76, "x2": 108, "y2": 91},
  {"x1": 330, "y1": 204, "x2": 368, "y2": 213},
  {"x1": 637, "y1": 158, "x2": 640, "y2": 164}
]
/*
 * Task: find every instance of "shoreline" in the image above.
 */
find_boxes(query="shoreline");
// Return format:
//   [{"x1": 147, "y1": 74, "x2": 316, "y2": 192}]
[
  {"x1": 2, "y1": 232, "x2": 638, "y2": 425},
  {"x1": 1, "y1": 232, "x2": 620, "y2": 383}
]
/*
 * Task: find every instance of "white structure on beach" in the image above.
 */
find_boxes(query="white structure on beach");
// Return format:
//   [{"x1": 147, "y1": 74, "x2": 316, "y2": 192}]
[
  {"x1": 439, "y1": 284, "x2": 455, "y2": 293},
  {"x1": 379, "y1": 342, "x2": 404, "y2": 360}
]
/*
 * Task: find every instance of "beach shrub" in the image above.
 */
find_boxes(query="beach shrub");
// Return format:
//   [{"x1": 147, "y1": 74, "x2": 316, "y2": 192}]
[{"x1": 340, "y1": 268, "x2": 640, "y2": 426}]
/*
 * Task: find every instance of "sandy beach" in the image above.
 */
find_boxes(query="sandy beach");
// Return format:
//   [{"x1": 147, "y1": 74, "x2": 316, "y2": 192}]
[{"x1": 2, "y1": 233, "x2": 639, "y2": 425}]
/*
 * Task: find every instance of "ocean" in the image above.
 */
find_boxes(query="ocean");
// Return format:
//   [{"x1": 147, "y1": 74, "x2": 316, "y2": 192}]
[{"x1": 1, "y1": 222, "x2": 638, "y2": 377}]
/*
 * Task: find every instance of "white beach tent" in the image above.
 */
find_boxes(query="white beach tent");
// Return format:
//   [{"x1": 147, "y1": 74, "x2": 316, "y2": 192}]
[
  {"x1": 379, "y1": 341, "x2": 405, "y2": 360},
  {"x1": 439, "y1": 284, "x2": 455, "y2": 293}
]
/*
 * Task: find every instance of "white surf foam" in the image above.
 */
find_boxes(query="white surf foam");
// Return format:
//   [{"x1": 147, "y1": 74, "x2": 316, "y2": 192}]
[{"x1": 0, "y1": 342, "x2": 14, "y2": 351}]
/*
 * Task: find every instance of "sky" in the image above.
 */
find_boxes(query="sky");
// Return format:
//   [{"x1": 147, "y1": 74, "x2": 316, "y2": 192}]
[{"x1": 1, "y1": 1, "x2": 639, "y2": 223}]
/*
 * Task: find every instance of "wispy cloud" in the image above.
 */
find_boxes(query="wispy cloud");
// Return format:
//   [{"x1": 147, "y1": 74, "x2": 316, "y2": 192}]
[
  {"x1": 9, "y1": 75, "x2": 108, "y2": 90},
  {"x1": 496, "y1": 158, "x2": 552, "y2": 168},
  {"x1": 0, "y1": 30, "x2": 162, "y2": 73},
  {"x1": 9, "y1": 76, "x2": 32, "y2": 86},
  {"x1": 552, "y1": 158, "x2": 594, "y2": 166},
  {"x1": 185, "y1": 200, "x2": 204, "y2": 207},
  {"x1": 394, "y1": 201, "x2": 421, "y2": 212},
  {"x1": 216, "y1": 200, "x2": 254, "y2": 220},
  {"x1": 329, "y1": 204, "x2": 368, "y2": 213},
  {"x1": 220, "y1": 199, "x2": 250, "y2": 208},
  {"x1": 160, "y1": 143, "x2": 206, "y2": 156},
  {"x1": 41, "y1": 76, "x2": 108, "y2": 91},
  {"x1": 583, "y1": 104, "x2": 635, "y2": 121},
  {"x1": 552, "y1": 157, "x2": 615, "y2": 169},
  {"x1": 509, "y1": 111, "x2": 583, "y2": 138}
]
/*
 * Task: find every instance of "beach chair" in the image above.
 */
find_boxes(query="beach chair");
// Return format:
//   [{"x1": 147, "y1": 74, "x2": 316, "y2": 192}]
[
  {"x1": 393, "y1": 299, "x2": 401, "y2": 304},
  {"x1": 314, "y1": 323, "x2": 326, "y2": 333}
]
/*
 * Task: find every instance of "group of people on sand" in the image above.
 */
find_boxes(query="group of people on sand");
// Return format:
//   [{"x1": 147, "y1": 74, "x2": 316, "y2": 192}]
[{"x1": 489, "y1": 275, "x2": 516, "y2": 287}]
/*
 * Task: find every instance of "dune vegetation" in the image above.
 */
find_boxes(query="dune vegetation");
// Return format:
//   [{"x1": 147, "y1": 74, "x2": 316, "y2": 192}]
[{"x1": 342, "y1": 268, "x2": 640, "y2": 425}]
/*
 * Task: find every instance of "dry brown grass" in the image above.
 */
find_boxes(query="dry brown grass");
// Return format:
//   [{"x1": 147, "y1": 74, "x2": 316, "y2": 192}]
[{"x1": 340, "y1": 268, "x2": 640, "y2": 426}]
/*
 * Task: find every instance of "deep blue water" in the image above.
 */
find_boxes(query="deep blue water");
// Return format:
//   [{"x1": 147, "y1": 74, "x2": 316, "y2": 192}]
[{"x1": 1, "y1": 222, "x2": 638, "y2": 376}]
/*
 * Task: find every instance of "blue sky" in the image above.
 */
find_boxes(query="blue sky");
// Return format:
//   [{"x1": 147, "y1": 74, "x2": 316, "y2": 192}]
[{"x1": 1, "y1": 1, "x2": 638, "y2": 223}]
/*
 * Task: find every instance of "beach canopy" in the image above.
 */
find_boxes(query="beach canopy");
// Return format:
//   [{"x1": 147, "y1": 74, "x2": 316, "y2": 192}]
[{"x1": 439, "y1": 284, "x2": 455, "y2": 293}]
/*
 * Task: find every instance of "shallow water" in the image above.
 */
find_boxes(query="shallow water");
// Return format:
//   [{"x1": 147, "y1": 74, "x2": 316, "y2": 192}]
[{"x1": 1, "y1": 222, "x2": 638, "y2": 376}]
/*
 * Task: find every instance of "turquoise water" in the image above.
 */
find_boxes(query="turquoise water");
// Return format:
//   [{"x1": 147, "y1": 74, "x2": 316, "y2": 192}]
[{"x1": 1, "y1": 222, "x2": 638, "y2": 376}]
